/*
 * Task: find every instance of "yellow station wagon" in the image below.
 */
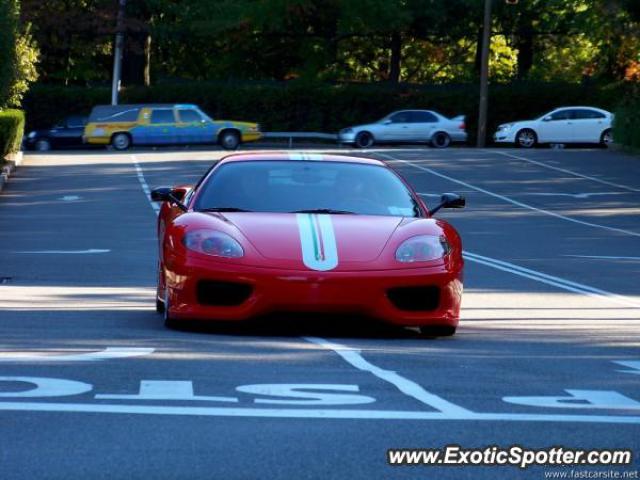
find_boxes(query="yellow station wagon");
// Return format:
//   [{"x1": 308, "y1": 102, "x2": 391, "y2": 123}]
[{"x1": 83, "y1": 104, "x2": 261, "y2": 150}]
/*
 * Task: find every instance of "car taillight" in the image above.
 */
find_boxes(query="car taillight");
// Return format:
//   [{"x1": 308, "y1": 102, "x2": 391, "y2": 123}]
[{"x1": 459, "y1": 122, "x2": 466, "y2": 130}]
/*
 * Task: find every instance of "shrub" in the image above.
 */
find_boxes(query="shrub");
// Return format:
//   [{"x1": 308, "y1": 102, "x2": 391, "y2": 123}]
[
  {"x1": 0, "y1": 109, "x2": 25, "y2": 158},
  {"x1": 0, "y1": 108, "x2": 25, "y2": 158},
  {"x1": 613, "y1": 93, "x2": 640, "y2": 150}
]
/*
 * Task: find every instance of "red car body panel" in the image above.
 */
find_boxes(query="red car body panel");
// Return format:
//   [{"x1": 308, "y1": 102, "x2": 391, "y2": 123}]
[{"x1": 156, "y1": 153, "x2": 464, "y2": 328}]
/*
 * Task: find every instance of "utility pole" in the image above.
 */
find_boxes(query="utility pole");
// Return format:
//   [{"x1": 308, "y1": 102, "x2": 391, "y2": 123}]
[
  {"x1": 476, "y1": 0, "x2": 492, "y2": 147},
  {"x1": 111, "y1": 0, "x2": 127, "y2": 105}
]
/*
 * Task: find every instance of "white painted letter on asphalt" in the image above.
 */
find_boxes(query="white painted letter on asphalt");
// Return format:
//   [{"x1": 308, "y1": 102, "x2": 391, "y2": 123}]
[
  {"x1": 503, "y1": 390, "x2": 640, "y2": 410},
  {"x1": 0, "y1": 347, "x2": 154, "y2": 363},
  {"x1": 0, "y1": 377, "x2": 92, "y2": 397},
  {"x1": 96, "y1": 380, "x2": 238, "y2": 403},
  {"x1": 236, "y1": 384, "x2": 376, "y2": 405},
  {"x1": 613, "y1": 360, "x2": 640, "y2": 376}
]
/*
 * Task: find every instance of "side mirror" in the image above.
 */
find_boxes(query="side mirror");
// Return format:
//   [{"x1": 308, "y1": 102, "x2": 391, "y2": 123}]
[
  {"x1": 441, "y1": 193, "x2": 465, "y2": 208},
  {"x1": 430, "y1": 193, "x2": 465, "y2": 216},
  {"x1": 543, "y1": 115, "x2": 552, "y2": 122},
  {"x1": 151, "y1": 187, "x2": 172, "y2": 202},
  {"x1": 151, "y1": 186, "x2": 188, "y2": 212},
  {"x1": 383, "y1": 119, "x2": 392, "y2": 125}
]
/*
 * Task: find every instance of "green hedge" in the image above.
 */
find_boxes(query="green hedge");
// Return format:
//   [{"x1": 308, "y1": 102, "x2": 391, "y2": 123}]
[
  {"x1": 0, "y1": 109, "x2": 24, "y2": 158},
  {"x1": 23, "y1": 81, "x2": 629, "y2": 144},
  {"x1": 613, "y1": 94, "x2": 640, "y2": 151}
]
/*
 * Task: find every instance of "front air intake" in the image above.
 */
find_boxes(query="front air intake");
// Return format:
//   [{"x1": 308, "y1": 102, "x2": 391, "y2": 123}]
[
  {"x1": 386, "y1": 286, "x2": 440, "y2": 311},
  {"x1": 196, "y1": 280, "x2": 252, "y2": 306}
]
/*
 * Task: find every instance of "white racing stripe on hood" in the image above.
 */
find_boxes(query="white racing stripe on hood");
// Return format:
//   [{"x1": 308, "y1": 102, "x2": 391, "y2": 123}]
[{"x1": 297, "y1": 213, "x2": 338, "y2": 271}]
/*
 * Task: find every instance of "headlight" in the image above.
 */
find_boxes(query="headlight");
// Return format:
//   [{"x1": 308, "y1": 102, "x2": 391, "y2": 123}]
[
  {"x1": 27, "y1": 131, "x2": 37, "y2": 139},
  {"x1": 395, "y1": 235, "x2": 450, "y2": 263},
  {"x1": 341, "y1": 128, "x2": 353, "y2": 134},
  {"x1": 247, "y1": 125, "x2": 260, "y2": 133},
  {"x1": 182, "y1": 230, "x2": 244, "y2": 258},
  {"x1": 497, "y1": 123, "x2": 513, "y2": 131}
]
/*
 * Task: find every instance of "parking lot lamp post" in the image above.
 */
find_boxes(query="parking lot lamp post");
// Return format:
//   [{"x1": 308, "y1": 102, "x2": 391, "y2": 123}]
[
  {"x1": 111, "y1": 0, "x2": 127, "y2": 105},
  {"x1": 476, "y1": 0, "x2": 493, "y2": 148}
]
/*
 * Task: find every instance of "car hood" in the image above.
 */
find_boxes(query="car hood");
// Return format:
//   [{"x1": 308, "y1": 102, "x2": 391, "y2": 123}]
[
  {"x1": 228, "y1": 212, "x2": 402, "y2": 264},
  {"x1": 173, "y1": 212, "x2": 448, "y2": 271}
]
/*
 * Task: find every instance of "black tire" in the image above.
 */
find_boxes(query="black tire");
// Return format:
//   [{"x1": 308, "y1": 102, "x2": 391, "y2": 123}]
[
  {"x1": 219, "y1": 130, "x2": 240, "y2": 150},
  {"x1": 111, "y1": 132, "x2": 131, "y2": 151},
  {"x1": 419, "y1": 325, "x2": 457, "y2": 337},
  {"x1": 354, "y1": 131, "x2": 374, "y2": 148},
  {"x1": 600, "y1": 129, "x2": 613, "y2": 147},
  {"x1": 431, "y1": 131, "x2": 451, "y2": 149},
  {"x1": 155, "y1": 297, "x2": 165, "y2": 314},
  {"x1": 35, "y1": 139, "x2": 51, "y2": 151},
  {"x1": 515, "y1": 129, "x2": 537, "y2": 148}
]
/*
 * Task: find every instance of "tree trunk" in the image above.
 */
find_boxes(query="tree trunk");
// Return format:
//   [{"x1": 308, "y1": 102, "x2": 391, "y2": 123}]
[
  {"x1": 516, "y1": 26, "x2": 534, "y2": 79},
  {"x1": 388, "y1": 32, "x2": 401, "y2": 83}
]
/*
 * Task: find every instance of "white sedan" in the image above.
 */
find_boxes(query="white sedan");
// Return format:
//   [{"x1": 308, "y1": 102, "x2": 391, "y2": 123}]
[
  {"x1": 338, "y1": 110, "x2": 467, "y2": 148},
  {"x1": 493, "y1": 106, "x2": 613, "y2": 148}
]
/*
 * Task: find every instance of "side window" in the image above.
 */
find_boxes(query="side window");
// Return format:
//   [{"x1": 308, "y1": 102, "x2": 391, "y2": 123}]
[
  {"x1": 549, "y1": 110, "x2": 571, "y2": 121},
  {"x1": 574, "y1": 109, "x2": 605, "y2": 120},
  {"x1": 105, "y1": 109, "x2": 140, "y2": 122},
  {"x1": 150, "y1": 109, "x2": 175, "y2": 124},
  {"x1": 178, "y1": 109, "x2": 204, "y2": 123},
  {"x1": 390, "y1": 112, "x2": 411, "y2": 123},
  {"x1": 410, "y1": 111, "x2": 438, "y2": 123}
]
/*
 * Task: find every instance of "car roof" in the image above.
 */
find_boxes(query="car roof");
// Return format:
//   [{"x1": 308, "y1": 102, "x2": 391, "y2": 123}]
[
  {"x1": 551, "y1": 106, "x2": 610, "y2": 112},
  {"x1": 217, "y1": 152, "x2": 386, "y2": 167}
]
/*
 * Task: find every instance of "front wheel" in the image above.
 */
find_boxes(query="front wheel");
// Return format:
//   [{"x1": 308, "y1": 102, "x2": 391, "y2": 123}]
[
  {"x1": 515, "y1": 129, "x2": 537, "y2": 148},
  {"x1": 600, "y1": 129, "x2": 613, "y2": 147},
  {"x1": 354, "y1": 131, "x2": 374, "y2": 148},
  {"x1": 419, "y1": 325, "x2": 457, "y2": 337},
  {"x1": 431, "y1": 131, "x2": 451, "y2": 149},
  {"x1": 220, "y1": 130, "x2": 240, "y2": 150},
  {"x1": 35, "y1": 139, "x2": 52, "y2": 151}
]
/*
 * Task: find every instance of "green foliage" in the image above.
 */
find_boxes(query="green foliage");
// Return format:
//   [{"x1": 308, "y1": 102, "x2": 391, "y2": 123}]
[
  {"x1": 0, "y1": 109, "x2": 25, "y2": 158},
  {"x1": 0, "y1": 0, "x2": 19, "y2": 107},
  {"x1": 23, "y1": 81, "x2": 628, "y2": 145},
  {"x1": 613, "y1": 91, "x2": 640, "y2": 150},
  {"x1": 0, "y1": 1, "x2": 39, "y2": 108}
]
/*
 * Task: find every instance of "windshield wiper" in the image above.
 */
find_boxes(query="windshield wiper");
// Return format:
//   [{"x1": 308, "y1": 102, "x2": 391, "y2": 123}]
[
  {"x1": 198, "y1": 207, "x2": 253, "y2": 213},
  {"x1": 291, "y1": 208, "x2": 355, "y2": 215}
]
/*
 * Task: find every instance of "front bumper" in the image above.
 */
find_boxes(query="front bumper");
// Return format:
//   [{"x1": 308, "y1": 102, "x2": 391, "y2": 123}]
[
  {"x1": 164, "y1": 257, "x2": 463, "y2": 327},
  {"x1": 338, "y1": 131, "x2": 356, "y2": 144},
  {"x1": 493, "y1": 130, "x2": 513, "y2": 143}
]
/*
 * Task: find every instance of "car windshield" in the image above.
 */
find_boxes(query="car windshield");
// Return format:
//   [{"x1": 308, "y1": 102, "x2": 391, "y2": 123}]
[{"x1": 195, "y1": 160, "x2": 420, "y2": 217}]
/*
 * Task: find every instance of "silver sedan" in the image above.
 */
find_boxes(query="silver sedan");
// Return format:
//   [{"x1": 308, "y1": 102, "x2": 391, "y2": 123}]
[{"x1": 338, "y1": 110, "x2": 467, "y2": 148}]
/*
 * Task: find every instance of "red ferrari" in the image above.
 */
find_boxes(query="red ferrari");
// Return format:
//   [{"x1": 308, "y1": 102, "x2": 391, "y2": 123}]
[{"x1": 152, "y1": 152, "x2": 465, "y2": 336}]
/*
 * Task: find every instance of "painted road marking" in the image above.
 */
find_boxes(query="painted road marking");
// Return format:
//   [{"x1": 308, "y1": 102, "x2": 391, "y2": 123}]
[
  {"x1": 0, "y1": 377, "x2": 92, "y2": 397},
  {"x1": 61, "y1": 195, "x2": 81, "y2": 201},
  {"x1": 0, "y1": 347, "x2": 154, "y2": 363},
  {"x1": 236, "y1": 384, "x2": 375, "y2": 405},
  {"x1": 0, "y1": 375, "x2": 638, "y2": 423},
  {"x1": 131, "y1": 154, "x2": 160, "y2": 215},
  {"x1": 564, "y1": 255, "x2": 640, "y2": 261},
  {"x1": 0, "y1": 402, "x2": 639, "y2": 423},
  {"x1": 503, "y1": 390, "x2": 640, "y2": 410},
  {"x1": 12, "y1": 249, "x2": 111, "y2": 254},
  {"x1": 463, "y1": 251, "x2": 640, "y2": 308},
  {"x1": 96, "y1": 380, "x2": 238, "y2": 403},
  {"x1": 303, "y1": 336, "x2": 472, "y2": 415},
  {"x1": 494, "y1": 151, "x2": 640, "y2": 193},
  {"x1": 519, "y1": 192, "x2": 630, "y2": 199},
  {"x1": 613, "y1": 360, "x2": 640, "y2": 375},
  {"x1": 381, "y1": 153, "x2": 640, "y2": 238}
]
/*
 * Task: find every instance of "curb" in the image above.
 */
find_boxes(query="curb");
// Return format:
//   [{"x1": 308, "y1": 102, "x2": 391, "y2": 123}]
[{"x1": 0, "y1": 151, "x2": 23, "y2": 193}]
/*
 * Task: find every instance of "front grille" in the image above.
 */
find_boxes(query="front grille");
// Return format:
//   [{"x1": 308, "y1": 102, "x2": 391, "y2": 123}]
[
  {"x1": 196, "y1": 280, "x2": 252, "y2": 307},
  {"x1": 386, "y1": 286, "x2": 440, "y2": 311}
]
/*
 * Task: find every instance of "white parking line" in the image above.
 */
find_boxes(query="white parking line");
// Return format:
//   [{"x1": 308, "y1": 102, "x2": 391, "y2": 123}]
[
  {"x1": 463, "y1": 251, "x2": 640, "y2": 308},
  {"x1": 381, "y1": 153, "x2": 640, "y2": 238},
  {"x1": 303, "y1": 336, "x2": 472, "y2": 415},
  {"x1": 495, "y1": 151, "x2": 640, "y2": 193},
  {"x1": 0, "y1": 347, "x2": 155, "y2": 363},
  {"x1": 131, "y1": 155, "x2": 160, "y2": 215}
]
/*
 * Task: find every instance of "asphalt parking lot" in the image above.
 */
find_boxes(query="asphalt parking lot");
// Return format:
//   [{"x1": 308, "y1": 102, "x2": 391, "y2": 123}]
[{"x1": 0, "y1": 146, "x2": 639, "y2": 479}]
